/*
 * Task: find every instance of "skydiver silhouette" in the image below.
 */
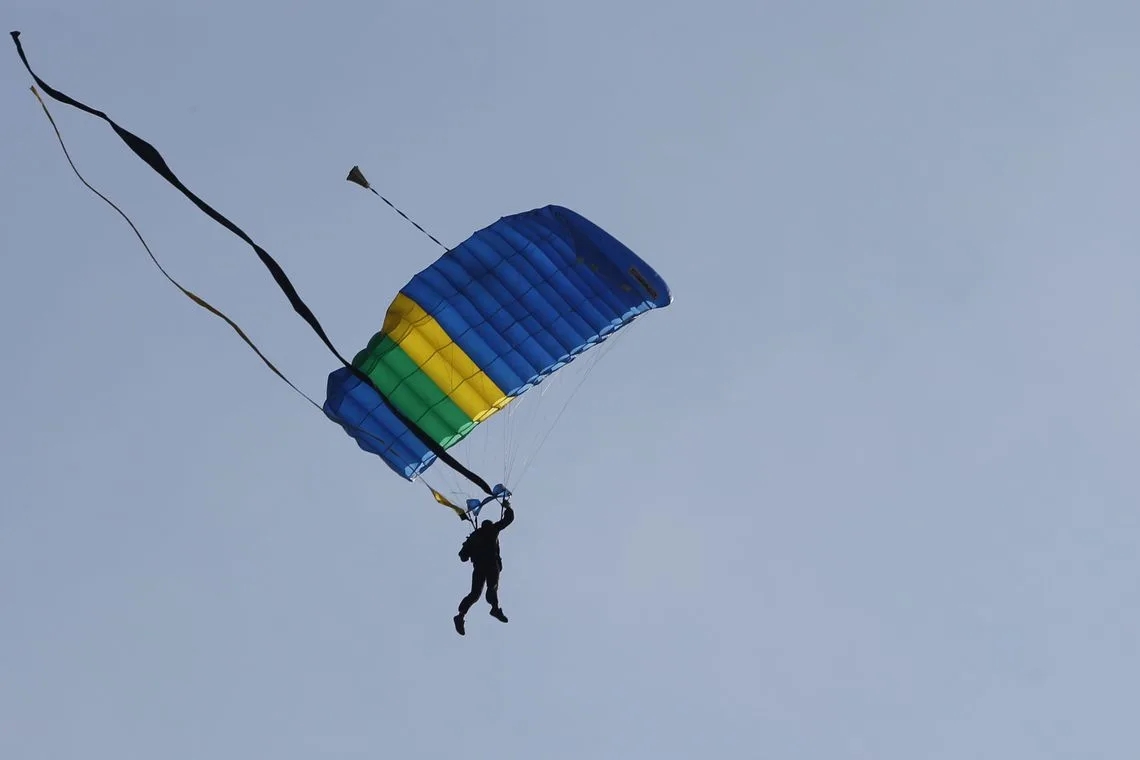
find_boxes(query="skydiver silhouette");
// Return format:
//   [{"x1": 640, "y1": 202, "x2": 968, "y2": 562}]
[{"x1": 453, "y1": 501, "x2": 514, "y2": 635}]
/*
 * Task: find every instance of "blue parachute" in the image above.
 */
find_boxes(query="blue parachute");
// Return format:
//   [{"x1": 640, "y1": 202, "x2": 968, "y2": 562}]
[{"x1": 323, "y1": 204, "x2": 673, "y2": 485}]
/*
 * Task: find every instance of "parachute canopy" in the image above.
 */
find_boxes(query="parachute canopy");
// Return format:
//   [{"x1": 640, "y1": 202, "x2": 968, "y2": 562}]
[{"x1": 323, "y1": 204, "x2": 672, "y2": 480}]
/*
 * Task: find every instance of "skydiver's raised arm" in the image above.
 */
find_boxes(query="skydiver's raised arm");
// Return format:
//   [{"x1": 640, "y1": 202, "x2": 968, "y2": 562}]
[{"x1": 494, "y1": 503, "x2": 514, "y2": 531}]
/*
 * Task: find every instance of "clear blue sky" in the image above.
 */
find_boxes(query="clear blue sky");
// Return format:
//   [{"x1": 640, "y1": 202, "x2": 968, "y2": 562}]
[{"x1": 4, "y1": 1, "x2": 1139, "y2": 757}]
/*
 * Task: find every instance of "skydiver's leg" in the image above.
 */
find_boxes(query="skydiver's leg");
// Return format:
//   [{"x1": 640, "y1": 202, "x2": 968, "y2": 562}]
[
  {"x1": 458, "y1": 566, "x2": 486, "y2": 616},
  {"x1": 454, "y1": 566, "x2": 488, "y2": 635},
  {"x1": 486, "y1": 568, "x2": 507, "y2": 622},
  {"x1": 484, "y1": 568, "x2": 499, "y2": 608}
]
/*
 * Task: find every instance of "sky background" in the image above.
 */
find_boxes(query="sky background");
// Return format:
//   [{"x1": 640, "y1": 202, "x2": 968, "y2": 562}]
[{"x1": 3, "y1": 1, "x2": 1140, "y2": 758}]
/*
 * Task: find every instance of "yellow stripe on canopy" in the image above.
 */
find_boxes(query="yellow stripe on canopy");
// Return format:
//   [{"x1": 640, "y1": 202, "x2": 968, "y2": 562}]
[{"x1": 383, "y1": 292, "x2": 511, "y2": 423}]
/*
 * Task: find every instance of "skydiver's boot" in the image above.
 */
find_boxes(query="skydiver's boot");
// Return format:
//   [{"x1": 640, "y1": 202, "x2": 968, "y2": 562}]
[
  {"x1": 490, "y1": 607, "x2": 508, "y2": 623},
  {"x1": 453, "y1": 614, "x2": 465, "y2": 635}
]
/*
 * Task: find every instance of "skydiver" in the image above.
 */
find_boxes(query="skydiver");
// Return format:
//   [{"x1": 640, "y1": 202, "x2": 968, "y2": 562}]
[{"x1": 453, "y1": 500, "x2": 514, "y2": 635}]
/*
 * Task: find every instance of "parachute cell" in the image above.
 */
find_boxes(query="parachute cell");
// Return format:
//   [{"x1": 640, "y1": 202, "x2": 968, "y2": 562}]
[{"x1": 323, "y1": 204, "x2": 672, "y2": 480}]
